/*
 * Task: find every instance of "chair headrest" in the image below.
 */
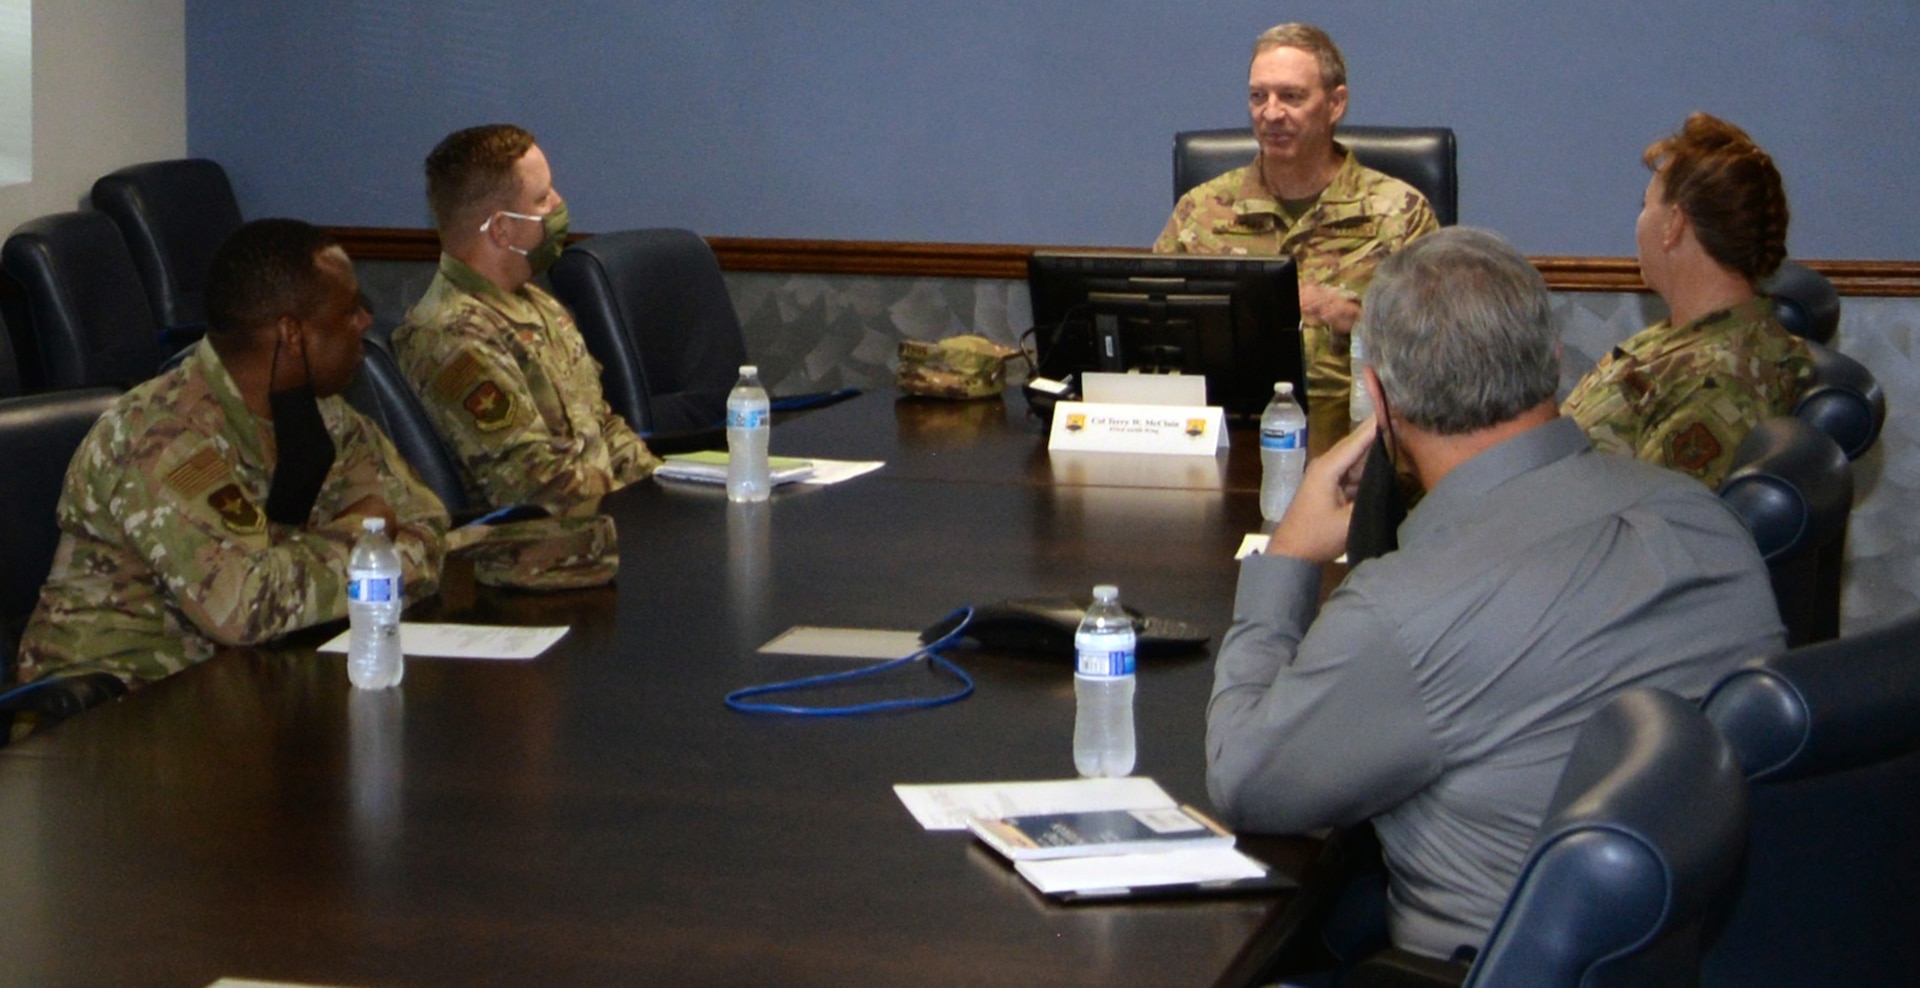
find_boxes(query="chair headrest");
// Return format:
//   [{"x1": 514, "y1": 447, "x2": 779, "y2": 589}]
[
  {"x1": 1717, "y1": 417, "x2": 1852, "y2": 563},
  {"x1": 1761, "y1": 262, "x2": 1840, "y2": 345},
  {"x1": 89, "y1": 159, "x2": 244, "y2": 337},
  {"x1": 1796, "y1": 340, "x2": 1886, "y2": 460},
  {"x1": 0, "y1": 211, "x2": 163, "y2": 390},
  {"x1": 1171, "y1": 125, "x2": 1458, "y2": 226},
  {"x1": 1706, "y1": 612, "x2": 1920, "y2": 782}
]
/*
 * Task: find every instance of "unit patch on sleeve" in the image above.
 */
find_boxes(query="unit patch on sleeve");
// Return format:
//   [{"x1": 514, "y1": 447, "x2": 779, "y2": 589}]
[
  {"x1": 433, "y1": 351, "x2": 517, "y2": 432},
  {"x1": 1668, "y1": 422, "x2": 1723, "y2": 474},
  {"x1": 207, "y1": 483, "x2": 266, "y2": 535},
  {"x1": 463, "y1": 380, "x2": 517, "y2": 432}
]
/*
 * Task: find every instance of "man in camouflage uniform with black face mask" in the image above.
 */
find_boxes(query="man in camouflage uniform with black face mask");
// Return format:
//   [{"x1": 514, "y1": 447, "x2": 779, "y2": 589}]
[
  {"x1": 1155, "y1": 23, "x2": 1437, "y2": 452},
  {"x1": 393, "y1": 124, "x2": 659, "y2": 518},
  {"x1": 16, "y1": 220, "x2": 448, "y2": 689}
]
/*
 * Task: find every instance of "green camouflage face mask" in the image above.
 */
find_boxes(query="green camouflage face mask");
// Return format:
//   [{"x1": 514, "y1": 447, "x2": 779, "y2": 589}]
[{"x1": 491, "y1": 200, "x2": 571, "y2": 274}]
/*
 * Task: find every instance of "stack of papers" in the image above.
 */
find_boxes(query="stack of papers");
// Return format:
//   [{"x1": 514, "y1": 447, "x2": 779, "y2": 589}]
[
  {"x1": 894, "y1": 778, "x2": 1283, "y2": 899},
  {"x1": 655, "y1": 450, "x2": 815, "y2": 486},
  {"x1": 967, "y1": 804, "x2": 1235, "y2": 860}
]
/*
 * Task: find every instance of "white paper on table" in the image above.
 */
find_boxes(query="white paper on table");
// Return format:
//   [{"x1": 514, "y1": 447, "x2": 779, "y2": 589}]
[
  {"x1": 794, "y1": 458, "x2": 885, "y2": 486},
  {"x1": 1014, "y1": 846, "x2": 1271, "y2": 896},
  {"x1": 317, "y1": 623, "x2": 568, "y2": 661},
  {"x1": 759, "y1": 626, "x2": 927, "y2": 660},
  {"x1": 893, "y1": 777, "x2": 1176, "y2": 831},
  {"x1": 207, "y1": 980, "x2": 360, "y2": 988}
]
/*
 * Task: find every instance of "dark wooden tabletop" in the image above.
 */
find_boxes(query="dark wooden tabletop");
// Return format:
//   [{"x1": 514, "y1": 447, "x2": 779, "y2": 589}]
[{"x1": 0, "y1": 390, "x2": 1315, "y2": 987}]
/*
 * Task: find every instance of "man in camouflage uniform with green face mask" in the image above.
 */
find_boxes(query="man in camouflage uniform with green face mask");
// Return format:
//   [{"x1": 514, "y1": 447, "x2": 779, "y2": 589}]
[
  {"x1": 1155, "y1": 23, "x2": 1438, "y2": 453},
  {"x1": 393, "y1": 124, "x2": 660, "y2": 518},
  {"x1": 16, "y1": 220, "x2": 449, "y2": 689}
]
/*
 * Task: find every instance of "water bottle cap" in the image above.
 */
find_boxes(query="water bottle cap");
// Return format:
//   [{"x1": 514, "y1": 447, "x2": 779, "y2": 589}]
[
  {"x1": 1091, "y1": 584, "x2": 1119, "y2": 602},
  {"x1": 1273, "y1": 381, "x2": 1293, "y2": 395},
  {"x1": 739, "y1": 364, "x2": 758, "y2": 376},
  {"x1": 361, "y1": 516, "x2": 386, "y2": 532}
]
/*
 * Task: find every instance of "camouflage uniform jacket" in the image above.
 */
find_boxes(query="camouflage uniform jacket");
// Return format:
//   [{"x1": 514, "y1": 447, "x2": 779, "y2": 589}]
[
  {"x1": 1154, "y1": 146, "x2": 1438, "y2": 446},
  {"x1": 1564, "y1": 295, "x2": 1815, "y2": 489},
  {"x1": 17, "y1": 341, "x2": 450, "y2": 688},
  {"x1": 392, "y1": 254, "x2": 660, "y2": 516}
]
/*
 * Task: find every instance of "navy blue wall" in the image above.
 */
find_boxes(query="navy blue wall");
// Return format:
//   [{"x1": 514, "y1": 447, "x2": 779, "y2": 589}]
[{"x1": 187, "y1": 1, "x2": 1918, "y2": 259}]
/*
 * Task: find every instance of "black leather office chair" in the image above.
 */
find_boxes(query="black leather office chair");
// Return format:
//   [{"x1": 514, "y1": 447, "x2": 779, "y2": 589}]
[
  {"x1": 1, "y1": 211, "x2": 166, "y2": 391},
  {"x1": 342, "y1": 337, "x2": 469, "y2": 516},
  {"x1": 1761, "y1": 261, "x2": 1840, "y2": 345},
  {"x1": 1717, "y1": 417, "x2": 1854, "y2": 646},
  {"x1": 1172, "y1": 126, "x2": 1458, "y2": 226},
  {"x1": 1796, "y1": 340, "x2": 1885, "y2": 462},
  {"x1": 90, "y1": 158, "x2": 245, "y2": 347},
  {"x1": 0, "y1": 309, "x2": 22, "y2": 399},
  {"x1": 0, "y1": 389, "x2": 131, "y2": 739},
  {"x1": 1344, "y1": 689, "x2": 1750, "y2": 988},
  {"x1": 549, "y1": 228, "x2": 750, "y2": 436},
  {"x1": 1701, "y1": 613, "x2": 1920, "y2": 986}
]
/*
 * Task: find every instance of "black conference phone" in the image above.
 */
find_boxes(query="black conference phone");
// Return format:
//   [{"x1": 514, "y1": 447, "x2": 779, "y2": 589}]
[{"x1": 920, "y1": 596, "x2": 1211, "y2": 660}]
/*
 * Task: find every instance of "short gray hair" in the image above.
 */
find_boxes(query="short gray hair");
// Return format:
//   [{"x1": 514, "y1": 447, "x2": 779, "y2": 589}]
[
  {"x1": 1356, "y1": 228, "x2": 1558, "y2": 435},
  {"x1": 1252, "y1": 23, "x2": 1346, "y2": 90}
]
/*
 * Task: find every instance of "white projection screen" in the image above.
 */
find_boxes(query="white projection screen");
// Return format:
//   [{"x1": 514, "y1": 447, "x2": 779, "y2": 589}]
[{"x1": 0, "y1": 0, "x2": 29, "y2": 187}]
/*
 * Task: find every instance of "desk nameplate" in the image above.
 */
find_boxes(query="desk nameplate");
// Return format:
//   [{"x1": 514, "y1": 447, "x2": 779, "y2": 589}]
[{"x1": 1046, "y1": 400, "x2": 1226, "y2": 456}]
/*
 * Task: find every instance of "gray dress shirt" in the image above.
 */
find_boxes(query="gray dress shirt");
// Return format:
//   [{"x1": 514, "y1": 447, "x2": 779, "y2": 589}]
[{"x1": 1206, "y1": 416, "x2": 1782, "y2": 959}]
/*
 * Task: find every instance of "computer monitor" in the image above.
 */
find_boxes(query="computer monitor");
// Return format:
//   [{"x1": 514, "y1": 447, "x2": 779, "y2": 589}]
[{"x1": 1026, "y1": 250, "x2": 1305, "y2": 418}]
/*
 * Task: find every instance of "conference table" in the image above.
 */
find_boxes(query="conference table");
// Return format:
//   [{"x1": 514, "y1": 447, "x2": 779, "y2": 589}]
[{"x1": 0, "y1": 390, "x2": 1326, "y2": 987}]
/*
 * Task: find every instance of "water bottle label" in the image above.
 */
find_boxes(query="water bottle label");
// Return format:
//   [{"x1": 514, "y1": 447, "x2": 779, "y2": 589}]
[
  {"x1": 349, "y1": 575, "x2": 399, "y2": 604},
  {"x1": 727, "y1": 407, "x2": 768, "y2": 429},
  {"x1": 1076, "y1": 646, "x2": 1136, "y2": 678},
  {"x1": 1260, "y1": 428, "x2": 1305, "y2": 451}
]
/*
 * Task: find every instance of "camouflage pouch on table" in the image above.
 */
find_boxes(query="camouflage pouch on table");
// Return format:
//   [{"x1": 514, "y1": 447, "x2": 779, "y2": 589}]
[
  {"x1": 897, "y1": 335, "x2": 1020, "y2": 399},
  {"x1": 451, "y1": 514, "x2": 619, "y2": 590}
]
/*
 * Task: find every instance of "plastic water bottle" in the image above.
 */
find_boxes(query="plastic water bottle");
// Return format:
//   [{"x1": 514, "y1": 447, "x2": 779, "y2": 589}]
[
  {"x1": 1073, "y1": 585, "x2": 1137, "y2": 778},
  {"x1": 1350, "y1": 333, "x2": 1375, "y2": 425},
  {"x1": 726, "y1": 364, "x2": 771, "y2": 503},
  {"x1": 346, "y1": 517, "x2": 404, "y2": 690},
  {"x1": 1260, "y1": 382, "x2": 1308, "y2": 522}
]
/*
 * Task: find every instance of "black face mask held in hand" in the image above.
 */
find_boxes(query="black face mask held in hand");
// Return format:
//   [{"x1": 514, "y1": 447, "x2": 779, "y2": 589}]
[
  {"x1": 264, "y1": 332, "x2": 337, "y2": 526},
  {"x1": 1345, "y1": 403, "x2": 1409, "y2": 566}
]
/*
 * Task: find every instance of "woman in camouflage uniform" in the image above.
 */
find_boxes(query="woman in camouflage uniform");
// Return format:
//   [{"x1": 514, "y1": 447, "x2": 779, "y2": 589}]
[{"x1": 1564, "y1": 113, "x2": 1814, "y2": 488}]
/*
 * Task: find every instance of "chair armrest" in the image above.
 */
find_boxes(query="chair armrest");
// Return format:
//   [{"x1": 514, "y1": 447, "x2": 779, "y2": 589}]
[
  {"x1": 1343, "y1": 948, "x2": 1471, "y2": 988},
  {"x1": 642, "y1": 426, "x2": 726, "y2": 456},
  {"x1": 0, "y1": 672, "x2": 129, "y2": 723}
]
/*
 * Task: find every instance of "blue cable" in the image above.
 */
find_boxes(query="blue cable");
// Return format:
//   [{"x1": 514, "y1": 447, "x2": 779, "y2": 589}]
[{"x1": 725, "y1": 606, "x2": 976, "y2": 716}]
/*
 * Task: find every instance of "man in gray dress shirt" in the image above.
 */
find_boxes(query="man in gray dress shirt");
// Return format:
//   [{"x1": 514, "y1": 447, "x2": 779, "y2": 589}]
[{"x1": 1206, "y1": 227, "x2": 1782, "y2": 961}]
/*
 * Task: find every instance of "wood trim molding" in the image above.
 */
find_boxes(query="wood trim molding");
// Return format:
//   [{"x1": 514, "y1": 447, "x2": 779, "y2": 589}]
[{"x1": 327, "y1": 226, "x2": 1920, "y2": 297}]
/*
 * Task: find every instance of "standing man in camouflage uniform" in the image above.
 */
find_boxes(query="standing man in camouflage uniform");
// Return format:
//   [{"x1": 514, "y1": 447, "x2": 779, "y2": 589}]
[
  {"x1": 17, "y1": 220, "x2": 448, "y2": 689},
  {"x1": 1155, "y1": 23, "x2": 1438, "y2": 452},
  {"x1": 393, "y1": 124, "x2": 659, "y2": 517},
  {"x1": 1564, "y1": 113, "x2": 1812, "y2": 489}
]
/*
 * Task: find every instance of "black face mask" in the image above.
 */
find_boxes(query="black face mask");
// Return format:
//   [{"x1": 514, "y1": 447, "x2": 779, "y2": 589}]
[
  {"x1": 264, "y1": 331, "x2": 338, "y2": 527},
  {"x1": 1345, "y1": 394, "x2": 1409, "y2": 565}
]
